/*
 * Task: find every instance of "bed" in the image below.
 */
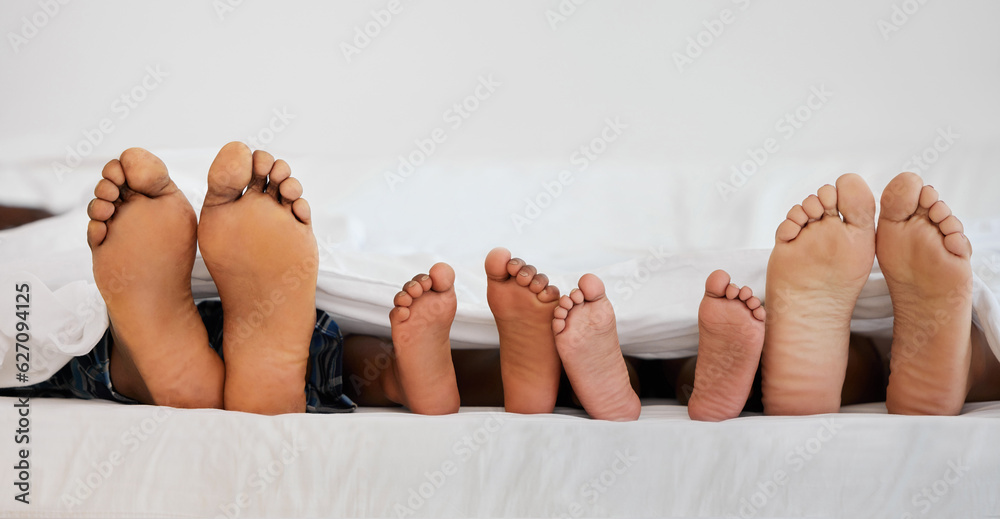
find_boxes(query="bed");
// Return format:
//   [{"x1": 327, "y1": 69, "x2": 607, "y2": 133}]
[{"x1": 2, "y1": 1, "x2": 1000, "y2": 517}]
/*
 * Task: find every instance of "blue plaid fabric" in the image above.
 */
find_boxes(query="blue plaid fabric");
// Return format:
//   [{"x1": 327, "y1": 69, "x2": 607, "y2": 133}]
[{"x1": 1, "y1": 300, "x2": 356, "y2": 414}]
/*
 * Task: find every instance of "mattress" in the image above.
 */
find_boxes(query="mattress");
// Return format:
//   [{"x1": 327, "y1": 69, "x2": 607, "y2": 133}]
[{"x1": 0, "y1": 397, "x2": 997, "y2": 518}]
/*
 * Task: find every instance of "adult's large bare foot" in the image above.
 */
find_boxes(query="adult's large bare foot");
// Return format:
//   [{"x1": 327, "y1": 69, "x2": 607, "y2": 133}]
[
  {"x1": 485, "y1": 247, "x2": 561, "y2": 414},
  {"x1": 688, "y1": 270, "x2": 765, "y2": 421},
  {"x1": 88, "y1": 148, "x2": 223, "y2": 408},
  {"x1": 552, "y1": 274, "x2": 640, "y2": 421},
  {"x1": 878, "y1": 173, "x2": 974, "y2": 415},
  {"x1": 198, "y1": 142, "x2": 318, "y2": 415},
  {"x1": 387, "y1": 263, "x2": 461, "y2": 415},
  {"x1": 761, "y1": 174, "x2": 876, "y2": 415}
]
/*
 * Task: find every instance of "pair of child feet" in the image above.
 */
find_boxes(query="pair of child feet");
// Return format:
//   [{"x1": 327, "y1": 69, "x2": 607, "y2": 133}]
[{"x1": 688, "y1": 173, "x2": 999, "y2": 421}]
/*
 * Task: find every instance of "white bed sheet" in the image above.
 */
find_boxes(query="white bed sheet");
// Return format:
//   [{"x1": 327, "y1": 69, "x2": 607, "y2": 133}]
[{"x1": 0, "y1": 397, "x2": 997, "y2": 518}]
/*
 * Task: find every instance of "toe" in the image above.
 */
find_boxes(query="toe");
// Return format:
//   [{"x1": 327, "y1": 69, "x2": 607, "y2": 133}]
[
  {"x1": 249, "y1": 150, "x2": 275, "y2": 192},
  {"x1": 746, "y1": 296, "x2": 761, "y2": 310},
  {"x1": 558, "y1": 295, "x2": 574, "y2": 310},
  {"x1": 577, "y1": 274, "x2": 606, "y2": 302},
  {"x1": 528, "y1": 273, "x2": 550, "y2": 294},
  {"x1": 86, "y1": 220, "x2": 108, "y2": 249},
  {"x1": 938, "y1": 215, "x2": 964, "y2": 236},
  {"x1": 919, "y1": 185, "x2": 940, "y2": 210},
  {"x1": 786, "y1": 205, "x2": 808, "y2": 226},
  {"x1": 705, "y1": 270, "x2": 731, "y2": 298},
  {"x1": 94, "y1": 178, "x2": 120, "y2": 202},
  {"x1": 776, "y1": 219, "x2": 802, "y2": 243},
  {"x1": 515, "y1": 264, "x2": 537, "y2": 287},
  {"x1": 738, "y1": 286, "x2": 752, "y2": 301},
  {"x1": 118, "y1": 148, "x2": 173, "y2": 197},
  {"x1": 944, "y1": 233, "x2": 973, "y2": 259},
  {"x1": 725, "y1": 283, "x2": 740, "y2": 300},
  {"x1": 394, "y1": 291, "x2": 413, "y2": 307},
  {"x1": 538, "y1": 285, "x2": 561, "y2": 303},
  {"x1": 802, "y1": 195, "x2": 824, "y2": 220},
  {"x1": 485, "y1": 247, "x2": 513, "y2": 282},
  {"x1": 267, "y1": 160, "x2": 292, "y2": 200},
  {"x1": 569, "y1": 288, "x2": 585, "y2": 305},
  {"x1": 412, "y1": 273, "x2": 433, "y2": 292},
  {"x1": 928, "y1": 200, "x2": 952, "y2": 224},
  {"x1": 836, "y1": 173, "x2": 876, "y2": 229},
  {"x1": 101, "y1": 159, "x2": 125, "y2": 186},
  {"x1": 554, "y1": 306, "x2": 569, "y2": 319},
  {"x1": 279, "y1": 177, "x2": 303, "y2": 204},
  {"x1": 817, "y1": 184, "x2": 838, "y2": 216},
  {"x1": 389, "y1": 306, "x2": 410, "y2": 325},
  {"x1": 552, "y1": 318, "x2": 567, "y2": 335},
  {"x1": 403, "y1": 280, "x2": 424, "y2": 299},
  {"x1": 880, "y1": 172, "x2": 923, "y2": 223},
  {"x1": 428, "y1": 263, "x2": 455, "y2": 292},
  {"x1": 87, "y1": 199, "x2": 115, "y2": 221},
  {"x1": 205, "y1": 142, "x2": 253, "y2": 207},
  {"x1": 291, "y1": 198, "x2": 311, "y2": 225},
  {"x1": 752, "y1": 307, "x2": 766, "y2": 321}
]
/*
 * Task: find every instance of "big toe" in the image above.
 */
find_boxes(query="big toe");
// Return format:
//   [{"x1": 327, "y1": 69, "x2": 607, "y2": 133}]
[
  {"x1": 577, "y1": 273, "x2": 606, "y2": 301},
  {"x1": 880, "y1": 172, "x2": 924, "y2": 222},
  {"x1": 705, "y1": 270, "x2": 731, "y2": 298},
  {"x1": 205, "y1": 142, "x2": 253, "y2": 207},
  {"x1": 428, "y1": 263, "x2": 456, "y2": 292},
  {"x1": 485, "y1": 247, "x2": 513, "y2": 281},
  {"x1": 835, "y1": 173, "x2": 876, "y2": 229},
  {"x1": 118, "y1": 148, "x2": 173, "y2": 197}
]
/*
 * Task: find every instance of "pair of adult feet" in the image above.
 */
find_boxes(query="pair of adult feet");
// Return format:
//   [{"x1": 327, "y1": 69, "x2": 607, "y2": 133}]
[
  {"x1": 87, "y1": 143, "x2": 318, "y2": 414},
  {"x1": 387, "y1": 249, "x2": 642, "y2": 421},
  {"x1": 687, "y1": 173, "x2": 987, "y2": 421}
]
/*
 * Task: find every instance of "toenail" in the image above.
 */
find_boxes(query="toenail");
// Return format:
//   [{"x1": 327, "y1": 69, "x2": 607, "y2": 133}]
[
  {"x1": 420, "y1": 275, "x2": 429, "y2": 281},
  {"x1": 519, "y1": 271, "x2": 530, "y2": 276},
  {"x1": 531, "y1": 279, "x2": 540, "y2": 285}
]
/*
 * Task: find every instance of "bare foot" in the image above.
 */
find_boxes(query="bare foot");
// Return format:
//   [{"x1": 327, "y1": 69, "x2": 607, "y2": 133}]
[
  {"x1": 387, "y1": 263, "x2": 460, "y2": 415},
  {"x1": 485, "y1": 247, "x2": 562, "y2": 414},
  {"x1": 198, "y1": 142, "x2": 318, "y2": 415},
  {"x1": 878, "y1": 173, "x2": 973, "y2": 415},
  {"x1": 87, "y1": 148, "x2": 223, "y2": 408},
  {"x1": 552, "y1": 274, "x2": 640, "y2": 421},
  {"x1": 688, "y1": 270, "x2": 765, "y2": 421},
  {"x1": 762, "y1": 174, "x2": 876, "y2": 415}
]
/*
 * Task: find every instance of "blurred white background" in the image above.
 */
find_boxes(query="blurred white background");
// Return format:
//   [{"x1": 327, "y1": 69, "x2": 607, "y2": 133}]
[{"x1": 1, "y1": 0, "x2": 998, "y2": 276}]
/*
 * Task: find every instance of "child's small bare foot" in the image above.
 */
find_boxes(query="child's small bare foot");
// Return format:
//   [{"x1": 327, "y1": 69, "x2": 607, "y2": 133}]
[
  {"x1": 198, "y1": 142, "x2": 318, "y2": 415},
  {"x1": 879, "y1": 173, "x2": 973, "y2": 415},
  {"x1": 762, "y1": 174, "x2": 876, "y2": 415},
  {"x1": 552, "y1": 274, "x2": 640, "y2": 421},
  {"x1": 486, "y1": 247, "x2": 562, "y2": 414},
  {"x1": 87, "y1": 148, "x2": 223, "y2": 408},
  {"x1": 688, "y1": 270, "x2": 765, "y2": 421},
  {"x1": 388, "y1": 263, "x2": 460, "y2": 415}
]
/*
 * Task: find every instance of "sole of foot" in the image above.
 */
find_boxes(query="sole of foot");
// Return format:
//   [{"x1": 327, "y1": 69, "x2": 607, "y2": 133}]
[
  {"x1": 552, "y1": 274, "x2": 640, "y2": 421},
  {"x1": 88, "y1": 148, "x2": 223, "y2": 408},
  {"x1": 761, "y1": 174, "x2": 876, "y2": 415},
  {"x1": 485, "y1": 247, "x2": 562, "y2": 414},
  {"x1": 198, "y1": 142, "x2": 318, "y2": 415},
  {"x1": 879, "y1": 172, "x2": 973, "y2": 415},
  {"x1": 388, "y1": 263, "x2": 461, "y2": 415},
  {"x1": 688, "y1": 270, "x2": 765, "y2": 421}
]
